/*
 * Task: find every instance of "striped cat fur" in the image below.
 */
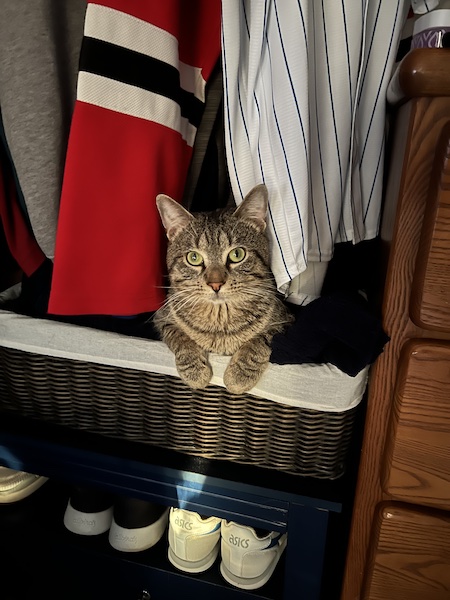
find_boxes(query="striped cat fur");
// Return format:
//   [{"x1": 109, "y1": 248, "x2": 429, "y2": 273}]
[{"x1": 154, "y1": 184, "x2": 293, "y2": 394}]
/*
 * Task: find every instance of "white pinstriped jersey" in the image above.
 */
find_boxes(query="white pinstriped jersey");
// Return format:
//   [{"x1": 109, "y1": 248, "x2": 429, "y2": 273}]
[{"x1": 221, "y1": 0, "x2": 434, "y2": 301}]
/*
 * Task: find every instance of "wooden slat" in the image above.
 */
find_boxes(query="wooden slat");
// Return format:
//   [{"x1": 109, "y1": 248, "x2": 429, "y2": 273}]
[
  {"x1": 362, "y1": 503, "x2": 450, "y2": 600},
  {"x1": 382, "y1": 340, "x2": 450, "y2": 510}
]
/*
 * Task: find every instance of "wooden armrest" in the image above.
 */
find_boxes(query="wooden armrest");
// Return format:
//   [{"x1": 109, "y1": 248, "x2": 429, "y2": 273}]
[{"x1": 399, "y1": 48, "x2": 450, "y2": 98}]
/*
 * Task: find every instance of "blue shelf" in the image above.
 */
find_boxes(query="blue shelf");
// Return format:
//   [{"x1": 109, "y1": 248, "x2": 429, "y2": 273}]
[{"x1": 0, "y1": 413, "x2": 354, "y2": 600}]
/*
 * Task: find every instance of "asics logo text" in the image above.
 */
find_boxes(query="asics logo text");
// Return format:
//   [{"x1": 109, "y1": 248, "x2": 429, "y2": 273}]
[
  {"x1": 174, "y1": 517, "x2": 193, "y2": 530},
  {"x1": 228, "y1": 534, "x2": 250, "y2": 548}
]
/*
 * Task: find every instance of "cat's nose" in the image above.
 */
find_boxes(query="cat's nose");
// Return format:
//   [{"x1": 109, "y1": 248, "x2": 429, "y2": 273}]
[
  {"x1": 208, "y1": 281, "x2": 223, "y2": 293},
  {"x1": 205, "y1": 266, "x2": 227, "y2": 292}
]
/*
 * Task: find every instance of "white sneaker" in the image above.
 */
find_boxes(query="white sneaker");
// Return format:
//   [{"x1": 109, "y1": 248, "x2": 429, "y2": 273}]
[
  {"x1": 220, "y1": 521, "x2": 287, "y2": 590},
  {"x1": 168, "y1": 507, "x2": 222, "y2": 573},
  {"x1": 0, "y1": 467, "x2": 48, "y2": 503}
]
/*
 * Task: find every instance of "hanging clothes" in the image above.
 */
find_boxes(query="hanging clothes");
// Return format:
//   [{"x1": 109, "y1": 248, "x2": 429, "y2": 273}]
[
  {"x1": 0, "y1": 0, "x2": 86, "y2": 260},
  {"x1": 221, "y1": 0, "x2": 418, "y2": 304},
  {"x1": 182, "y1": 61, "x2": 232, "y2": 213},
  {"x1": 48, "y1": 0, "x2": 221, "y2": 316},
  {"x1": 0, "y1": 152, "x2": 45, "y2": 279}
]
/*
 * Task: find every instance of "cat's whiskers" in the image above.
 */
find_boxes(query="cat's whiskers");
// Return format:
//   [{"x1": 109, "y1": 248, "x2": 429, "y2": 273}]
[
  {"x1": 156, "y1": 295, "x2": 203, "y2": 327},
  {"x1": 167, "y1": 293, "x2": 199, "y2": 311},
  {"x1": 168, "y1": 291, "x2": 204, "y2": 315},
  {"x1": 234, "y1": 287, "x2": 276, "y2": 300},
  {"x1": 160, "y1": 296, "x2": 196, "y2": 317},
  {"x1": 163, "y1": 293, "x2": 193, "y2": 310}
]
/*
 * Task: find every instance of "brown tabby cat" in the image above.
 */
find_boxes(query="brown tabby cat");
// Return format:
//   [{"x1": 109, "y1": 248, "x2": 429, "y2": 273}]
[{"x1": 154, "y1": 184, "x2": 293, "y2": 394}]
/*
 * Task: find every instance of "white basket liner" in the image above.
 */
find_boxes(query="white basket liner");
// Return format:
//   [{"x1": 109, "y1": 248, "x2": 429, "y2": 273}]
[{"x1": 0, "y1": 288, "x2": 368, "y2": 413}]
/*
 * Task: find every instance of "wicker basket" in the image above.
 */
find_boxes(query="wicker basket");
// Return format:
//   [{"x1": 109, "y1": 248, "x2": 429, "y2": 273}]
[{"x1": 0, "y1": 345, "x2": 358, "y2": 479}]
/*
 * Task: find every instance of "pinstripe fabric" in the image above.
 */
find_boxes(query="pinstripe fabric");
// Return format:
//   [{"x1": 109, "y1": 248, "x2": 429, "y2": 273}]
[{"x1": 221, "y1": 0, "x2": 417, "y2": 302}]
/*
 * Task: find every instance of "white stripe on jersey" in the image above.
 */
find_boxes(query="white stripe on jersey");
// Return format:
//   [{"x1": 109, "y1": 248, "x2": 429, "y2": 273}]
[
  {"x1": 221, "y1": 0, "x2": 415, "y2": 298},
  {"x1": 77, "y1": 72, "x2": 197, "y2": 146}
]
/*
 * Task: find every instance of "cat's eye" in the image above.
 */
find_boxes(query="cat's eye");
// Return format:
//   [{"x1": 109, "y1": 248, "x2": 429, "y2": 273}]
[
  {"x1": 228, "y1": 247, "x2": 246, "y2": 263},
  {"x1": 186, "y1": 251, "x2": 204, "y2": 266}
]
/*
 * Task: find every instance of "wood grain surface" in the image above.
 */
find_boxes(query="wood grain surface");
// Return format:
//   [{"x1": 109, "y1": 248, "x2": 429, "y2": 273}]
[
  {"x1": 399, "y1": 48, "x2": 450, "y2": 99},
  {"x1": 341, "y1": 92, "x2": 450, "y2": 600},
  {"x1": 362, "y1": 503, "x2": 450, "y2": 600},
  {"x1": 411, "y1": 124, "x2": 450, "y2": 331},
  {"x1": 382, "y1": 340, "x2": 450, "y2": 510}
]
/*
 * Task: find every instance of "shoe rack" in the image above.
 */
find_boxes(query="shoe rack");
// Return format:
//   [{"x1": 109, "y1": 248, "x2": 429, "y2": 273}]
[{"x1": 0, "y1": 411, "x2": 363, "y2": 600}]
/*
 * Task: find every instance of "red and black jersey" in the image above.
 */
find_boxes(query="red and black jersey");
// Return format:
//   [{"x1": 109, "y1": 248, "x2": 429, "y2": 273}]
[{"x1": 49, "y1": 0, "x2": 221, "y2": 315}]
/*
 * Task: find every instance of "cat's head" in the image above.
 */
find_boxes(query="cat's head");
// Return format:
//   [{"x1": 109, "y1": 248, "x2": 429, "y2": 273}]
[{"x1": 156, "y1": 184, "x2": 274, "y2": 306}]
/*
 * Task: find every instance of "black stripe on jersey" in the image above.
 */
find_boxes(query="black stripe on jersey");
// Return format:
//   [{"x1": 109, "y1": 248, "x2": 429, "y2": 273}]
[{"x1": 79, "y1": 36, "x2": 204, "y2": 128}]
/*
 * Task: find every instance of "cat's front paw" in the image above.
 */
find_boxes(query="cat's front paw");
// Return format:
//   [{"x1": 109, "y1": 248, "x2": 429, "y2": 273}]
[
  {"x1": 223, "y1": 362, "x2": 263, "y2": 395},
  {"x1": 176, "y1": 355, "x2": 212, "y2": 390}
]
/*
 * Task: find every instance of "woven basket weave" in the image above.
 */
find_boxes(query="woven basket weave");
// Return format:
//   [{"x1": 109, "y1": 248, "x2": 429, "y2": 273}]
[{"x1": 0, "y1": 346, "x2": 358, "y2": 479}]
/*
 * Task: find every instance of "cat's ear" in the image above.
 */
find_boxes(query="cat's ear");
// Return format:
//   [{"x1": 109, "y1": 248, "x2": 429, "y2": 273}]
[
  {"x1": 156, "y1": 194, "x2": 194, "y2": 240},
  {"x1": 233, "y1": 184, "x2": 268, "y2": 232}
]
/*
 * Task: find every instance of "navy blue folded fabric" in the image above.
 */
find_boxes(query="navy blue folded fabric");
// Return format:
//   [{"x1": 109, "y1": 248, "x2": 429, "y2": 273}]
[{"x1": 270, "y1": 291, "x2": 389, "y2": 376}]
